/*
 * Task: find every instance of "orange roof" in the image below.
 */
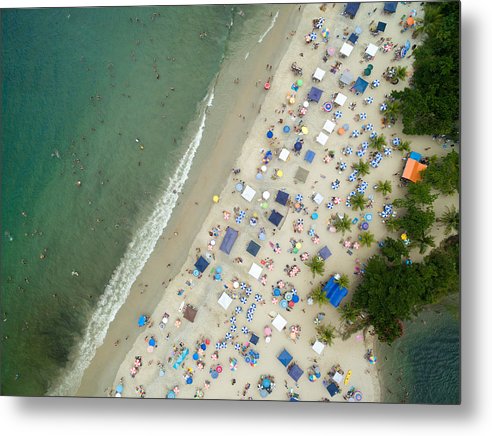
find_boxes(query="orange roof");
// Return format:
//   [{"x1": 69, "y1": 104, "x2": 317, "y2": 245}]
[{"x1": 402, "y1": 158, "x2": 427, "y2": 183}]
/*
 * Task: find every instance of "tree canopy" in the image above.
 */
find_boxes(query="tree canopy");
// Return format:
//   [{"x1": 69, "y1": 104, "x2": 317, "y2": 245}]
[{"x1": 423, "y1": 150, "x2": 459, "y2": 195}]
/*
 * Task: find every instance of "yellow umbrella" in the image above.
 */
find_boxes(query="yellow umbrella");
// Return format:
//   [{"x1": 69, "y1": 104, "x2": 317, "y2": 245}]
[
  {"x1": 289, "y1": 97, "x2": 296, "y2": 105},
  {"x1": 301, "y1": 126, "x2": 308, "y2": 134},
  {"x1": 295, "y1": 242, "x2": 302, "y2": 249},
  {"x1": 401, "y1": 233, "x2": 407, "y2": 240},
  {"x1": 276, "y1": 169, "x2": 283, "y2": 178},
  {"x1": 212, "y1": 195, "x2": 220, "y2": 203}
]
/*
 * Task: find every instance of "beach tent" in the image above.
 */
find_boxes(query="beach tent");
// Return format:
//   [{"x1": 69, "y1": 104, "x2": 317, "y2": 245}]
[
  {"x1": 313, "y1": 67, "x2": 326, "y2": 81},
  {"x1": 402, "y1": 158, "x2": 427, "y2": 183},
  {"x1": 173, "y1": 348, "x2": 189, "y2": 369},
  {"x1": 272, "y1": 313, "x2": 287, "y2": 332},
  {"x1": 219, "y1": 227, "x2": 239, "y2": 255},
  {"x1": 241, "y1": 185, "x2": 256, "y2": 202},
  {"x1": 248, "y1": 262, "x2": 263, "y2": 280},
  {"x1": 327, "y1": 382, "x2": 339, "y2": 397},
  {"x1": 340, "y1": 42, "x2": 354, "y2": 57},
  {"x1": 279, "y1": 148, "x2": 290, "y2": 162},
  {"x1": 218, "y1": 292, "x2": 233, "y2": 310},
  {"x1": 295, "y1": 166, "x2": 309, "y2": 183},
  {"x1": 307, "y1": 87, "x2": 323, "y2": 103},
  {"x1": 183, "y1": 305, "x2": 197, "y2": 323},
  {"x1": 409, "y1": 151, "x2": 422, "y2": 161},
  {"x1": 351, "y1": 77, "x2": 369, "y2": 94},
  {"x1": 313, "y1": 193, "x2": 324, "y2": 205},
  {"x1": 304, "y1": 150, "x2": 316, "y2": 164},
  {"x1": 365, "y1": 43, "x2": 379, "y2": 58},
  {"x1": 377, "y1": 21, "x2": 387, "y2": 32},
  {"x1": 316, "y1": 132, "x2": 329, "y2": 146},
  {"x1": 324, "y1": 276, "x2": 339, "y2": 300},
  {"x1": 312, "y1": 340, "x2": 325, "y2": 355},
  {"x1": 330, "y1": 287, "x2": 348, "y2": 308},
  {"x1": 340, "y1": 70, "x2": 354, "y2": 85},
  {"x1": 194, "y1": 256, "x2": 210, "y2": 273},
  {"x1": 246, "y1": 240, "x2": 261, "y2": 257},
  {"x1": 334, "y1": 93, "x2": 348, "y2": 106},
  {"x1": 278, "y1": 349, "x2": 293, "y2": 367},
  {"x1": 318, "y1": 245, "x2": 332, "y2": 260},
  {"x1": 275, "y1": 190, "x2": 290, "y2": 206},
  {"x1": 348, "y1": 33, "x2": 359, "y2": 44},
  {"x1": 268, "y1": 210, "x2": 284, "y2": 227},
  {"x1": 384, "y1": 2, "x2": 398, "y2": 13},
  {"x1": 288, "y1": 363, "x2": 304, "y2": 382},
  {"x1": 250, "y1": 333, "x2": 259, "y2": 345},
  {"x1": 332, "y1": 371, "x2": 344, "y2": 384},
  {"x1": 323, "y1": 119, "x2": 336, "y2": 134},
  {"x1": 344, "y1": 2, "x2": 361, "y2": 18}
]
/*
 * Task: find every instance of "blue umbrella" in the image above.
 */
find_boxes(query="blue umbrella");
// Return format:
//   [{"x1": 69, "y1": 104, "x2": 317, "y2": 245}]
[
  {"x1": 251, "y1": 303, "x2": 257, "y2": 309},
  {"x1": 380, "y1": 103, "x2": 387, "y2": 111},
  {"x1": 400, "y1": 47, "x2": 408, "y2": 58},
  {"x1": 240, "y1": 296, "x2": 247, "y2": 304},
  {"x1": 365, "y1": 213, "x2": 373, "y2": 222},
  {"x1": 273, "y1": 288, "x2": 281, "y2": 296},
  {"x1": 234, "y1": 343, "x2": 241, "y2": 351},
  {"x1": 356, "y1": 149, "x2": 365, "y2": 157},
  {"x1": 215, "y1": 266, "x2": 222, "y2": 274},
  {"x1": 267, "y1": 130, "x2": 273, "y2": 138},
  {"x1": 343, "y1": 123, "x2": 350, "y2": 130},
  {"x1": 372, "y1": 80, "x2": 380, "y2": 88},
  {"x1": 230, "y1": 316, "x2": 236, "y2": 323},
  {"x1": 263, "y1": 378, "x2": 271, "y2": 388},
  {"x1": 240, "y1": 282, "x2": 246, "y2": 290},
  {"x1": 365, "y1": 96, "x2": 374, "y2": 104},
  {"x1": 214, "y1": 273, "x2": 221, "y2": 280},
  {"x1": 138, "y1": 315, "x2": 147, "y2": 327},
  {"x1": 201, "y1": 343, "x2": 207, "y2": 350},
  {"x1": 361, "y1": 141, "x2": 369, "y2": 150},
  {"x1": 260, "y1": 389, "x2": 268, "y2": 398},
  {"x1": 331, "y1": 182, "x2": 338, "y2": 190},
  {"x1": 361, "y1": 221, "x2": 369, "y2": 230},
  {"x1": 193, "y1": 353, "x2": 199, "y2": 360},
  {"x1": 365, "y1": 123, "x2": 374, "y2": 131},
  {"x1": 370, "y1": 131, "x2": 378, "y2": 139},
  {"x1": 225, "y1": 332, "x2": 232, "y2": 340},
  {"x1": 345, "y1": 199, "x2": 351, "y2": 207},
  {"x1": 312, "y1": 212, "x2": 319, "y2": 220},
  {"x1": 283, "y1": 125, "x2": 290, "y2": 133},
  {"x1": 149, "y1": 338, "x2": 156, "y2": 347},
  {"x1": 294, "y1": 141, "x2": 303, "y2": 151},
  {"x1": 295, "y1": 194, "x2": 303, "y2": 202},
  {"x1": 345, "y1": 147, "x2": 353, "y2": 155},
  {"x1": 326, "y1": 202, "x2": 334, "y2": 209},
  {"x1": 352, "y1": 130, "x2": 360, "y2": 138},
  {"x1": 340, "y1": 162, "x2": 348, "y2": 170},
  {"x1": 309, "y1": 32, "x2": 317, "y2": 40},
  {"x1": 167, "y1": 391, "x2": 176, "y2": 398},
  {"x1": 392, "y1": 137, "x2": 401, "y2": 146},
  {"x1": 245, "y1": 287, "x2": 252, "y2": 296},
  {"x1": 280, "y1": 300, "x2": 288, "y2": 308},
  {"x1": 211, "y1": 370, "x2": 219, "y2": 379},
  {"x1": 335, "y1": 110, "x2": 343, "y2": 119},
  {"x1": 186, "y1": 377, "x2": 193, "y2": 385},
  {"x1": 292, "y1": 294, "x2": 300, "y2": 303},
  {"x1": 255, "y1": 293, "x2": 263, "y2": 302},
  {"x1": 235, "y1": 183, "x2": 243, "y2": 191},
  {"x1": 116, "y1": 384, "x2": 124, "y2": 393},
  {"x1": 230, "y1": 324, "x2": 237, "y2": 332},
  {"x1": 359, "y1": 112, "x2": 367, "y2": 120},
  {"x1": 241, "y1": 326, "x2": 249, "y2": 334},
  {"x1": 235, "y1": 306, "x2": 242, "y2": 314}
]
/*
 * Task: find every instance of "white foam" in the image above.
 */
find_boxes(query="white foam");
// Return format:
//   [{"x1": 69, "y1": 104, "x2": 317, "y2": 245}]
[
  {"x1": 244, "y1": 52, "x2": 249, "y2": 60},
  {"x1": 258, "y1": 10, "x2": 279, "y2": 44},
  {"x1": 48, "y1": 88, "x2": 215, "y2": 397}
]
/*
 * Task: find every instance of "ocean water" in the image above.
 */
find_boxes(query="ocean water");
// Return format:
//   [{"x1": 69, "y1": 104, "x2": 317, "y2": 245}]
[
  {"x1": 0, "y1": 4, "x2": 276, "y2": 396},
  {"x1": 376, "y1": 300, "x2": 460, "y2": 404}
]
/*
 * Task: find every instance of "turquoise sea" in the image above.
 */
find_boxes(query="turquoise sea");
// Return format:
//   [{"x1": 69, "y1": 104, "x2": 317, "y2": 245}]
[{"x1": 0, "y1": 4, "x2": 275, "y2": 396}]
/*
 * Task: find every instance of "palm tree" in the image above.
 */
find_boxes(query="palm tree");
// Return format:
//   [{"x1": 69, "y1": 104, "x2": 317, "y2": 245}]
[
  {"x1": 351, "y1": 193, "x2": 368, "y2": 211},
  {"x1": 399, "y1": 140, "x2": 411, "y2": 154},
  {"x1": 413, "y1": 5, "x2": 444, "y2": 39},
  {"x1": 384, "y1": 101, "x2": 400, "y2": 124},
  {"x1": 335, "y1": 273, "x2": 350, "y2": 289},
  {"x1": 316, "y1": 324, "x2": 336, "y2": 346},
  {"x1": 369, "y1": 134, "x2": 387, "y2": 152},
  {"x1": 376, "y1": 180, "x2": 392, "y2": 196},
  {"x1": 334, "y1": 213, "x2": 352, "y2": 235},
  {"x1": 438, "y1": 205, "x2": 459, "y2": 235},
  {"x1": 338, "y1": 302, "x2": 360, "y2": 324},
  {"x1": 353, "y1": 159, "x2": 371, "y2": 177},
  {"x1": 310, "y1": 284, "x2": 328, "y2": 307},
  {"x1": 392, "y1": 66, "x2": 408, "y2": 83},
  {"x1": 359, "y1": 231, "x2": 376, "y2": 248},
  {"x1": 385, "y1": 217, "x2": 401, "y2": 233},
  {"x1": 306, "y1": 255, "x2": 325, "y2": 278},
  {"x1": 413, "y1": 232, "x2": 436, "y2": 254}
]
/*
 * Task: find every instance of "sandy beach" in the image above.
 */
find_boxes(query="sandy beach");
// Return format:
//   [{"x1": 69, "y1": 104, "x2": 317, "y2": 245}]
[{"x1": 75, "y1": 2, "x2": 458, "y2": 402}]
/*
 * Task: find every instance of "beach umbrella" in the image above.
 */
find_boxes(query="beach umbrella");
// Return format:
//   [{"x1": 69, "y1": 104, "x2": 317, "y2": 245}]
[
  {"x1": 295, "y1": 194, "x2": 303, "y2": 202},
  {"x1": 312, "y1": 212, "x2": 319, "y2": 220},
  {"x1": 256, "y1": 173, "x2": 263, "y2": 180},
  {"x1": 343, "y1": 123, "x2": 350, "y2": 130},
  {"x1": 251, "y1": 303, "x2": 257, "y2": 309},
  {"x1": 215, "y1": 342, "x2": 221, "y2": 349},
  {"x1": 260, "y1": 389, "x2": 269, "y2": 398},
  {"x1": 280, "y1": 300, "x2": 288, "y2": 309},
  {"x1": 370, "y1": 131, "x2": 378, "y2": 139},
  {"x1": 262, "y1": 191, "x2": 271, "y2": 201},
  {"x1": 264, "y1": 82, "x2": 271, "y2": 90},
  {"x1": 392, "y1": 137, "x2": 401, "y2": 146},
  {"x1": 323, "y1": 102, "x2": 333, "y2": 112},
  {"x1": 193, "y1": 352, "x2": 199, "y2": 360},
  {"x1": 301, "y1": 126, "x2": 308, "y2": 134},
  {"x1": 116, "y1": 384, "x2": 124, "y2": 393},
  {"x1": 235, "y1": 306, "x2": 242, "y2": 314},
  {"x1": 356, "y1": 149, "x2": 365, "y2": 158},
  {"x1": 230, "y1": 324, "x2": 237, "y2": 332},
  {"x1": 241, "y1": 326, "x2": 249, "y2": 334},
  {"x1": 235, "y1": 183, "x2": 243, "y2": 192},
  {"x1": 327, "y1": 47, "x2": 335, "y2": 56},
  {"x1": 334, "y1": 110, "x2": 343, "y2": 119},
  {"x1": 240, "y1": 296, "x2": 247, "y2": 304},
  {"x1": 167, "y1": 391, "x2": 176, "y2": 399},
  {"x1": 365, "y1": 96, "x2": 374, "y2": 104},
  {"x1": 345, "y1": 147, "x2": 353, "y2": 155},
  {"x1": 309, "y1": 32, "x2": 317, "y2": 41},
  {"x1": 338, "y1": 127, "x2": 346, "y2": 135},
  {"x1": 230, "y1": 316, "x2": 237, "y2": 323},
  {"x1": 326, "y1": 202, "x2": 334, "y2": 209},
  {"x1": 283, "y1": 125, "x2": 291, "y2": 133},
  {"x1": 234, "y1": 343, "x2": 241, "y2": 351},
  {"x1": 371, "y1": 79, "x2": 380, "y2": 88},
  {"x1": 225, "y1": 332, "x2": 232, "y2": 340},
  {"x1": 365, "y1": 123, "x2": 374, "y2": 131},
  {"x1": 321, "y1": 28, "x2": 329, "y2": 39},
  {"x1": 138, "y1": 315, "x2": 147, "y2": 327},
  {"x1": 355, "y1": 25, "x2": 362, "y2": 35},
  {"x1": 212, "y1": 195, "x2": 220, "y2": 203},
  {"x1": 380, "y1": 103, "x2": 387, "y2": 111},
  {"x1": 148, "y1": 338, "x2": 156, "y2": 347},
  {"x1": 384, "y1": 147, "x2": 392, "y2": 156},
  {"x1": 273, "y1": 288, "x2": 281, "y2": 296},
  {"x1": 263, "y1": 378, "x2": 271, "y2": 388},
  {"x1": 294, "y1": 141, "x2": 303, "y2": 152},
  {"x1": 361, "y1": 141, "x2": 369, "y2": 150},
  {"x1": 354, "y1": 391, "x2": 363, "y2": 401},
  {"x1": 267, "y1": 130, "x2": 273, "y2": 138},
  {"x1": 255, "y1": 293, "x2": 263, "y2": 302},
  {"x1": 297, "y1": 79, "x2": 303, "y2": 87},
  {"x1": 211, "y1": 370, "x2": 219, "y2": 379},
  {"x1": 361, "y1": 221, "x2": 369, "y2": 230},
  {"x1": 276, "y1": 169, "x2": 284, "y2": 178},
  {"x1": 359, "y1": 112, "x2": 367, "y2": 120},
  {"x1": 352, "y1": 130, "x2": 360, "y2": 138},
  {"x1": 240, "y1": 282, "x2": 247, "y2": 290},
  {"x1": 340, "y1": 162, "x2": 348, "y2": 170},
  {"x1": 245, "y1": 287, "x2": 252, "y2": 296}
]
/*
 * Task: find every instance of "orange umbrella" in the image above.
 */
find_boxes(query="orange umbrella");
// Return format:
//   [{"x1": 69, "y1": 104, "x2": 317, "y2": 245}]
[
  {"x1": 338, "y1": 127, "x2": 346, "y2": 135},
  {"x1": 406, "y1": 17, "x2": 415, "y2": 26}
]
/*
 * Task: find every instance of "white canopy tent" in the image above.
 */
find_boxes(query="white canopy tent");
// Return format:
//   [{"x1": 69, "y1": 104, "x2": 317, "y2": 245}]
[
  {"x1": 248, "y1": 262, "x2": 263, "y2": 280},
  {"x1": 340, "y1": 42, "x2": 353, "y2": 57},
  {"x1": 332, "y1": 371, "x2": 344, "y2": 384},
  {"x1": 217, "y1": 292, "x2": 233, "y2": 310},
  {"x1": 323, "y1": 119, "x2": 336, "y2": 133},
  {"x1": 279, "y1": 148, "x2": 290, "y2": 162},
  {"x1": 334, "y1": 93, "x2": 348, "y2": 106},
  {"x1": 272, "y1": 313, "x2": 287, "y2": 332},
  {"x1": 312, "y1": 340, "x2": 326, "y2": 355},
  {"x1": 313, "y1": 193, "x2": 324, "y2": 205},
  {"x1": 316, "y1": 132, "x2": 329, "y2": 146},
  {"x1": 241, "y1": 185, "x2": 256, "y2": 202},
  {"x1": 313, "y1": 67, "x2": 326, "y2": 81},
  {"x1": 365, "y1": 43, "x2": 379, "y2": 57}
]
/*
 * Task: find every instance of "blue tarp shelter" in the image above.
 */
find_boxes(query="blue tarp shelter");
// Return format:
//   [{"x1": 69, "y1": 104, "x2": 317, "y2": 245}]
[
  {"x1": 278, "y1": 349, "x2": 293, "y2": 367},
  {"x1": 246, "y1": 240, "x2": 261, "y2": 257},
  {"x1": 275, "y1": 190, "x2": 290, "y2": 206},
  {"x1": 269, "y1": 210, "x2": 284, "y2": 227},
  {"x1": 318, "y1": 245, "x2": 332, "y2": 260},
  {"x1": 327, "y1": 382, "x2": 339, "y2": 397},
  {"x1": 351, "y1": 77, "x2": 369, "y2": 94},
  {"x1": 304, "y1": 150, "x2": 316, "y2": 164},
  {"x1": 344, "y1": 2, "x2": 361, "y2": 18},
  {"x1": 409, "y1": 151, "x2": 422, "y2": 161},
  {"x1": 219, "y1": 227, "x2": 239, "y2": 255},
  {"x1": 307, "y1": 86, "x2": 323, "y2": 103},
  {"x1": 250, "y1": 334, "x2": 259, "y2": 345},
  {"x1": 194, "y1": 256, "x2": 209, "y2": 273},
  {"x1": 323, "y1": 276, "x2": 349, "y2": 308},
  {"x1": 348, "y1": 33, "x2": 359, "y2": 44},
  {"x1": 377, "y1": 21, "x2": 387, "y2": 32},
  {"x1": 384, "y1": 2, "x2": 398, "y2": 13},
  {"x1": 288, "y1": 363, "x2": 304, "y2": 382}
]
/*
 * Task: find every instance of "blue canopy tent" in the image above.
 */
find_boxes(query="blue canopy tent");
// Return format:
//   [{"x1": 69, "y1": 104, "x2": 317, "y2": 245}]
[
  {"x1": 250, "y1": 333, "x2": 259, "y2": 345},
  {"x1": 376, "y1": 21, "x2": 387, "y2": 32},
  {"x1": 344, "y1": 2, "x2": 361, "y2": 18},
  {"x1": 330, "y1": 287, "x2": 348, "y2": 308},
  {"x1": 304, "y1": 150, "x2": 316, "y2": 164},
  {"x1": 219, "y1": 227, "x2": 239, "y2": 255},
  {"x1": 409, "y1": 151, "x2": 422, "y2": 161},
  {"x1": 194, "y1": 256, "x2": 209, "y2": 273},
  {"x1": 323, "y1": 276, "x2": 338, "y2": 300},
  {"x1": 351, "y1": 77, "x2": 369, "y2": 94},
  {"x1": 318, "y1": 245, "x2": 332, "y2": 260},
  {"x1": 246, "y1": 240, "x2": 261, "y2": 257},
  {"x1": 275, "y1": 190, "x2": 290, "y2": 206},
  {"x1": 327, "y1": 382, "x2": 339, "y2": 397},
  {"x1": 269, "y1": 210, "x2": 284, "y2": 227},
  {"x1": 288, "y1": 363, "x2": 304, "y2": 382},
  {"x1": 348, "y1": 33, "x2": 359, "y2": 44},
  {"x1": 277, "y1": 349, "x2": 293, "y2": 367},
  {"x1": 307, "y1": 86, "x2": 323, "y2": 103},
  {"x1": 384, "y1": 2, "x2": 398, "y2": 13}
]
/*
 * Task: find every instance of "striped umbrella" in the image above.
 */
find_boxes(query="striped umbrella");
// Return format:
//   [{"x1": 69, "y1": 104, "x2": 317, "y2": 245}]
[
  {"x1": 254, "y1": 294, "x2": 263, "y2": 302},
  {"x1": 225, "y1": 332, "x2": 232, "y2": 340},
  {"x1": 241, "y1": 326, "x2": 249, "y2": 334},
  {"x1": 349, "y1": 174, "x2": 357, "y2": 182},
  {"x1": 357, "y1": 186, "x2": 365, "y2": 193},
  {"x1": 372, "y1": 80, "x2": 380, "y2": 87},
  {"x1": 350, "y1": 191, "x2": 356, "y2": 197},
  {"x1": 230, "y1": 316, "x2": 236, "y2": 323},
  {"x1": 359, "y1": 112, "x2": 367, "y2": 120},
  {"x1": 326, "y1": 202, "x2": 334, "y2": 209},
  {"x1": 295, "y1": 194, "x2": 303, "y2": 202},
  {"x1": 251, "y1": 303, "x2": 257, "y2": 309},
  {"x1": 365, "y1": 96, "x2": 374, "y2": 104},
  {"x1": 340, "y1": 162, "x2": 348, "y2": 170},
  {"x1": 235, "y1": 306, "x2": 242, "y2": 314},
  {"x1": 370, "y1": 131, "x2": 378, "y2": 139},
  {"x1": 316, "y1": 17, "x2": 325, "y2": 28},
  {"x1": 392, "y1": 137, "x2": 401, "y2": 146},
  {"x1": 220, "y1": 342, "x2": 227, "y2": 349},
  {"x1": 245, "y1": 287, "x2": 252, "y2": 296},
  {"x1": 215, "y1": 342, "x2": 221, "y2": 349},
  {"x1": 334, "y1": 110, "x2": 343, "y2": 119},
  {"x1": 235, "y1": 216, "x2": 242, "y2": 224},
  {"x1": 380, "y1": 103, "x2": 387, "y2": 111},
  {"x1": 234, "y1": 343, "x2": 241, "y2": 351},
  {"x1": 361, "y1": 141, "x2": 369, "y2": 150},
  {"x1": 352, "y1": 130, "x2": 360, "y2": 138},
  {"x1": 384, "y1": 147, "x2": 392, "y2": 156},
  {"x1": 345, "y1": 147, "x2": 353, "y2": 155},
  {"x1": 375, "y1": 152, "x2": 383, "y2": 159},
  {"x1": 356, "y1": 149, "x2": 366, "y2": 158},
  {"x1": 309, "y1": 32, "x2": 317, "y2": 40},
  {"x1": 361, "y1": 181, "x2": 369, "y2": 189},
  {"x1": 230, "y1": 324, "x2": 237, "y2": 332},
  {"x1": 240, "y1": 282, "x2": 247, "y2": 290},
  {"x1": 331, "y1": 182, "x2": 339, "y2": 190},
  {"x1": 371, "y1": 161, "x2": 378, "y2": 168},
  {"x1": 364, "y1": 123, "x2": 374, "y2": 131},
  {"x1": 240, "y1": 297, "x2": 247, "y2": 304},
  {"x1": 345, "y1": 199, "x2": 351, "y2": 207}
]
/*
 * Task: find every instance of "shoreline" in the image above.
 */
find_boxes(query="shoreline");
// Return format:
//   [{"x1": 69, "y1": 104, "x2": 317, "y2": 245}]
[{"x1": 73, "y1": 4, "x2": 301, "y2": 397}]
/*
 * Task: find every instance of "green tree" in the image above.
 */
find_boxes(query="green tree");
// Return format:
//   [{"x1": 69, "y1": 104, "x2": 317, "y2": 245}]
[
  {"x1": 393, "y1": 66, "x2": 408, "y2": 82},
  {"x1": 316, "y1": 324, "x2": 336, "y2": 346},
  {"x1": 423, "y1": 151, "x2": 459, "y2": 195},
  {"x1": 306, "y1": 256, "x2": 325, "y2": 278},
  {"x1": 338, "y1": 302, "x2": 361, "y2": 324},
  {"x1": 384, "y1": 101, "x2": 401, "y2": 125},
  {"x1": 438, "y1": 205, "x2": 459, "y2": 235},
  {"x1": 334, "y1": 213, "x2": 352, "y2": 235},
  {"x1": 412, "y1": 232, "x2": 436, "y2": 254},
  {"x1": 353, "y1": 159, "x2": 371, "y2": 177},
  {"x1": 351, "y1": 193, "x2": 368, "y2": 211},
  {"x1": 369, "y1": 134, "x2": 387, "y2": 152},
  {"x1": 380, "y1": 237, "x2": 409, "y2": 263},
  {"x1": 394, "y1": 181, "x2": 437, "y2": 207},
  {"x1": 375, "y1": 180, "x2": 392, "y2": 196},
  {"x1": 399, "y1": 140, "x2": 412, "y2": 154},
  {"x1": 359, "y1": 231, "x2": 376, "y2": 248},
  {"x1": 392, "y1": 204, "x2": 435, "y2": 239},
  {"x1": 335, "y1": 273, "x2": 350, "y2": 289},
  {"x1": 310, "y1": 284, "x2": 328, "y2": 307}
]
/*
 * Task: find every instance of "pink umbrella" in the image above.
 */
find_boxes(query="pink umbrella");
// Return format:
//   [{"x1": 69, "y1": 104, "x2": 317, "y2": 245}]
[
  {"x1": 271, "y1": 297, "x2": 278, "y2": 304},
  {"x1": 312, "y1": 236, "x2": 320, "y2": 244},
  {"x1": 327, "y1": 47, "x2": 335, "y2": 56},
  {"x1": 277, "y1": 280, "x2": 285, "y2": 289},
  {"x1": 173, "y1": 386, "x2": 180, "y2": 394},
  {"x1": 333, "y1": 197, "x2": 341, "y2": 205},
  {"x1": 343, "y1": 240, "x2": 352, "y2": 248},
  {"x1": 353, "y1": 241, "x2": 360, "y2": 250},
  {"x1": 223, "y1": 211, "x2": 231, "y2": 220},
  {"x1": 267, "y1": 263, "x2": 274, "y2": 271},
  {"x1": 300, "y1": 252, "x2": 309, "y2": 261},
  {"x1": 264, "y1": 326, "x2": 272, "y2": 336},
  {"x1": 261, "y1": 276, "x2": 268, "y2": 285},
  {"x1": 300, "y1": 107, "x2": 307, "y2": 115},
  {"x1": 211, "y1": 352, "x2": 218, "y2": 361},
  {"x1": 130, "y1": 367, "x2": 137, "y2": 376}
]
